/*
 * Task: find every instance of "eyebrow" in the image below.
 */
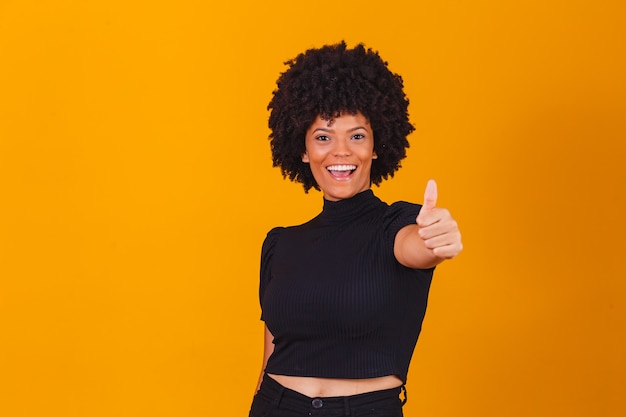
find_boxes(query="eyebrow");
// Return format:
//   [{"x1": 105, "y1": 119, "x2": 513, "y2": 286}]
[{"x1": 311, "y1": 126, "x2": 369, "y2": 133}]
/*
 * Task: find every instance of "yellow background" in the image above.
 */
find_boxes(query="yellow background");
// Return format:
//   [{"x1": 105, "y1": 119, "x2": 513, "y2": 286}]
[{"x1": 1, "y1": 1, "x2": 624, "y2": 416}]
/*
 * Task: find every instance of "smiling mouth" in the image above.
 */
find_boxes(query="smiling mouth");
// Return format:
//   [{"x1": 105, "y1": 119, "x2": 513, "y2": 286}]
[{"x1": 327, "y1": 164, "x2": 357, "y2": 179}]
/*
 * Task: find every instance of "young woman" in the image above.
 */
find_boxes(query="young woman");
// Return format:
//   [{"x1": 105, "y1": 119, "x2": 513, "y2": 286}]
[{"x1": 249, "y1": 41, "x2": 462, "y2": 417}]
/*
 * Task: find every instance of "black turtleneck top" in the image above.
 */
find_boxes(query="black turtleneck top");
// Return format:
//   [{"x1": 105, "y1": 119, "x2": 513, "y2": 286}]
[{"x1": 259, "y1": 189, "x2": 434, "y2": 384}]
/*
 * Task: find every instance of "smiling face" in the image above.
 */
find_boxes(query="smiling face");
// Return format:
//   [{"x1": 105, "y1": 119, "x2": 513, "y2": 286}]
[{"x1": 302, "y1": 112, "x2": 377, "y2": 201}]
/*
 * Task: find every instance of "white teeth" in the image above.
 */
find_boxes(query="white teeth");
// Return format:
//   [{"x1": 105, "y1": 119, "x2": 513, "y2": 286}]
[{"x1": 327, "y1": 165, "x2": 356, "y2": 171}]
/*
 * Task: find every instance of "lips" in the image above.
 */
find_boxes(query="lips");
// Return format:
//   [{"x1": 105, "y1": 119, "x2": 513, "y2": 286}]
[{"x1": 327, "y1": 164, "x2": 357, "y2": 179}]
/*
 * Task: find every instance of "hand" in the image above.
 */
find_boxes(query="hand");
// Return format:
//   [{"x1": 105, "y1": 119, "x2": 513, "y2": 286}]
[{"x1": 416, "y1": 180, "x2": 463, "y2": 259}]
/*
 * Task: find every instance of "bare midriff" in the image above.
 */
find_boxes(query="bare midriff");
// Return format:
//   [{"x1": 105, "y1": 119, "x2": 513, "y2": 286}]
[{"x1": 267, "y1": 373, "x2": 403, "y2": 398}]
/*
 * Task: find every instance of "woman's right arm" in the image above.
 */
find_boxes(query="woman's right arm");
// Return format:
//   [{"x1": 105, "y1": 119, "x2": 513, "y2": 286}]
[{"x1": 255, "y1": 325, "x2": 275, "y2": 393}]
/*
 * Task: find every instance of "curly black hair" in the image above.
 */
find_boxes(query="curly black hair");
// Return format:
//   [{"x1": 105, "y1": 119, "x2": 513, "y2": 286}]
[{"x1": 267, "y1": 41, "x2": 414, "y2": 192}]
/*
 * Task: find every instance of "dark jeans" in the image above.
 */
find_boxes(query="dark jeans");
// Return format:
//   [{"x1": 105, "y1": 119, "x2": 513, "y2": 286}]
[{"x1": 249, "y1": 374, "x2": 406, "y2": 417}]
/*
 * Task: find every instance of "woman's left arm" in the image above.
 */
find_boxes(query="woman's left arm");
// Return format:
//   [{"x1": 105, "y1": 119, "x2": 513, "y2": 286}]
[{"x1": 394, "y1": 180, "x2": 463, "y2": 269}]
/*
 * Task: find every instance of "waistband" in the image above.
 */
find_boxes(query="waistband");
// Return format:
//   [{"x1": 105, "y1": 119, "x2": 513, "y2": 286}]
[{"x1": 258, "y1": 373, "x2": 406, "y2": 412}]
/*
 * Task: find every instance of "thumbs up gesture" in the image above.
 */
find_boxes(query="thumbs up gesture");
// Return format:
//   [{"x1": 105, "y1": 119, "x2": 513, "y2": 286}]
[{"x1": 415, "y1": 179, "x2": 463, "y2": 260}]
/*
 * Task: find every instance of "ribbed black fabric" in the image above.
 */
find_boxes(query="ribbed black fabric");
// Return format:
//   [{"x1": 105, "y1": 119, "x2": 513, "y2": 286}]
[{"x1": 259, "y1": 189, "x2": 434, "y2": 384}]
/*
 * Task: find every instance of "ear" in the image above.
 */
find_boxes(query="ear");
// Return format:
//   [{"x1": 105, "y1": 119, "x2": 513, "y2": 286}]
[
  {"x1": 372, "y1": 150, "x2": 378, "y2": 159},
  {"x1": 302, "y1": 152, "x2": 310, "y2": 163}
]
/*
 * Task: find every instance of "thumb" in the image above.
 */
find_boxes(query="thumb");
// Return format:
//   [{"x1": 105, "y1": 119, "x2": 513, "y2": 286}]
[{"x1": 422, "y1": 179, "x2": 438, "y2": 212}]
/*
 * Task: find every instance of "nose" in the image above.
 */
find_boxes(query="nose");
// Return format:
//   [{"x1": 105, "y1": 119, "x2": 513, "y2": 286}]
[{"x1": 332, "y1": 138, "x2": 351, "y2": 156}]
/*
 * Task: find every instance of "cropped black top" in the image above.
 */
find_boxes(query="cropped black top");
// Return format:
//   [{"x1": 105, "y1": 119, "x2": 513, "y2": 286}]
[{"x1": 259, "y1": 189, "x2": 434, "y2": 384}]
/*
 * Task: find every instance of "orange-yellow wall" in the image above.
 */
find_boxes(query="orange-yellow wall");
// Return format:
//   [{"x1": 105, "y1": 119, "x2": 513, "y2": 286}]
[{"x1": 1, "y1": 1, "x2": 624, "y2": 416}]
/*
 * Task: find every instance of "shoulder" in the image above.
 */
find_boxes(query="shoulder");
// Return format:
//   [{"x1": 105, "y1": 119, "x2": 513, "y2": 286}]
[
  {"x1": 382, "y1": 200, "x2": 423, "y2": 236},
  {"x1": 261, "y1": 226, "x2": 285, "y2": 254},
  {"x1": 384, "y1": 200, "x2": 422, "y2": 222},
  {"x1": 265, "y1": 226, "x2": 285, "y2": 239},
  {"x1": 387, "y1": 200, "x2": 421, "y2": 214}
]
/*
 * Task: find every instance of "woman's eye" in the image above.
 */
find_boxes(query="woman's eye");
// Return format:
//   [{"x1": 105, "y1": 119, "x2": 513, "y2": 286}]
[
  {"x1": 316, "y1": 135, "x2": 330, "y2": 141},
  {"x1": 352, "y1": 134, "x2": 365, "y2": 140}
]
